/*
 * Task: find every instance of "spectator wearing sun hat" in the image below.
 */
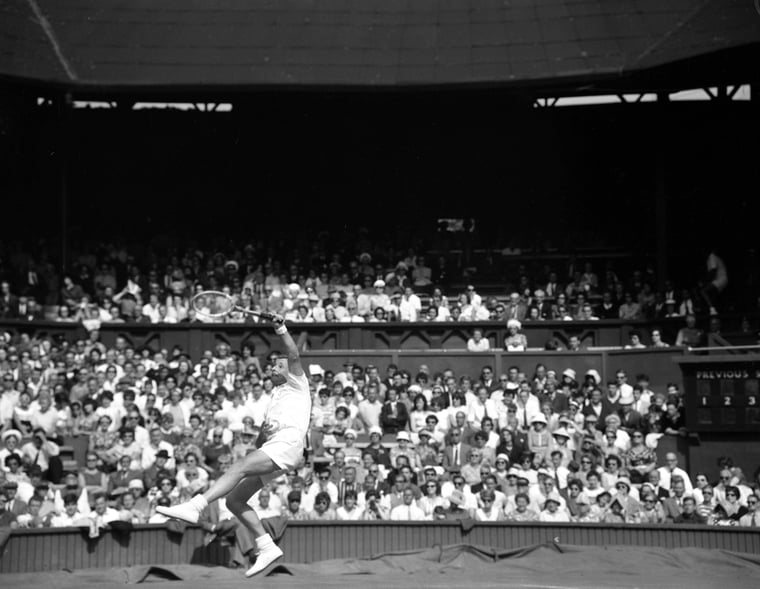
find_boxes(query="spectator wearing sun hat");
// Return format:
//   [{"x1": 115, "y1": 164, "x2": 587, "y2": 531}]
[
  {"x1": 390, "y1": 430, "x2": 421, "y2": 472},
  {"x1": 526, "y1": 413, "x2": 552, "y2": 463},
  {"x1": 441, "y1": 488, "x2": 473, "y2": 520},
  {"x1": 538, "y1": 492, "x2": 571, "y2": 522},
  {"x1": 504, "y1": 319, "x2": 528, "y2": 351},
  {"x1": 364, "y1": 426, "x2": 392, "y2": 469},
  {"x1": 0, "y1": 429, "x2": 23, "y2": 468},
  {"x1": 369, "y1": 280, "x2": 390, "y2": 313},
  {"x1": 618, "y1": 390, "x2": 645, "y2": 434},
  {"x1": 339, "y1": 429, "x2": 363, "y2": 466},
  {"x1": 415, "y1": 427, "x2": 439, "y2": 467}
]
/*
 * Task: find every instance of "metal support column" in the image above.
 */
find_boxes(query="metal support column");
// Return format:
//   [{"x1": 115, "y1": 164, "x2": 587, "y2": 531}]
[{"x1": 655, "y1": 93, "x2": 669, "y2": 290}]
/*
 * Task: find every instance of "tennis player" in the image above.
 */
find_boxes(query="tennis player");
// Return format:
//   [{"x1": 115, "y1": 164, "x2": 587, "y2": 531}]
[{"x1": 157, "y1": 313, "x2": 310, "y2": 576}]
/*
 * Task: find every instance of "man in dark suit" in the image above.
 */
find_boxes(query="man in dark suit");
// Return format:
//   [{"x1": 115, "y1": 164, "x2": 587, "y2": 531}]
[
  {"x1": 531, "y1": 289, "x2": 553, "y2": 320},
  {"x1": 504, "y1": 292, "x2": 528, "y2": 322},
  {"x1": 143, "y1": 449, "x2": 175, "y2": 491},
  {"x1": 618, "y1": 394, "x2": 644, "y2": 434},
  {"x1": 3, "y1": 482, "x2": 28, "y2": 516},
  {"x1": 478, "y1": 366, "x2": 500, "y2": 394},
  {"x1": 0, "y1": 281, "x2": 19, "y2": 319},
  {"x1": 582, "y1": 388, "x2": 615, "y2": 431},
  {"x1": 442, "y1": 428, "x2": 471, "y2": 474},
  {"x1": 379, "y1": 388, "x2": 409, "y2": 435},
  {"x1": 643, "y1": 469, "x2": 673, "y2": 502},
  {"x1": 16, "y1": 297, "x2": 44, "y2": 321},
  {"x1": 661, "y1": 476, "x2": 689, "y2": 522}
]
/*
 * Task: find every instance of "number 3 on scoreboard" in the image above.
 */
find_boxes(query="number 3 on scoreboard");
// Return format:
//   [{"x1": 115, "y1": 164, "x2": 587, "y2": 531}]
[{"x1": 749, "y1": 396, "x2": 757, "y2": 406}]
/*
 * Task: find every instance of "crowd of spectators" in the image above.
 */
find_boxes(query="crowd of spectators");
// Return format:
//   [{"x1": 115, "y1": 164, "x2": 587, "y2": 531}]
[
  {"x1": 0, "y1": 239, "x2": 751, "y2": 333},
  {"x1": 1, "y1": 329, "x2": 758, "y2": 544}
]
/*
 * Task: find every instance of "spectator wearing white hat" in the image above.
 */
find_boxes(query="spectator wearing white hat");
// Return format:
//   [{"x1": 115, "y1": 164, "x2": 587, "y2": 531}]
[
  {"x1": 364, "y1": 426, "x2": 392, "y2": 469},
  {"x1": 618, "y1": 391, "x2": 644, "y2": 434},
  {"x1": 504, "y1": 319, "x2": 528, "y2": 352},
  {"x1": 538, "y1": 493, "x2": 570, "y2": 522},
  {"x1": 368, "y1": 280, "x2": 390, "y2": 313},
  {"x1": 526, "y1": 414, "x2": 552, "y2": 463},
  {"x1": 0, "y1": 429, "x2": 23, "y2": 469},
  {"x1": 441, "y1": 486, "x2": 476, "y2": 519},
  {"x1": 531, "y1": 470, "x2": 567, "y2": 511},
  {"x1": 341, "y1": 429, "x2": 363, "y2": 466},
  {"x1": 549, "y1": 431, "x2": 573, "y2": 475},
  {"x1": 390, "y1": 431, "x2": 421, "y2": 472}
]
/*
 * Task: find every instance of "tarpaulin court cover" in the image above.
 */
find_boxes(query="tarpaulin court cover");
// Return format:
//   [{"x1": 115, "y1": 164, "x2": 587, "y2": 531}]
[{"x1": 1, "y1": 543, "x2": 758, "y2": 589}]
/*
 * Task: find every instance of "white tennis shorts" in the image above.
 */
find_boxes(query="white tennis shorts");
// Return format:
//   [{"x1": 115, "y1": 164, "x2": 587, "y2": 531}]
[{"x1": 259, "y1": 426, "x2": 305, "y2": 475}]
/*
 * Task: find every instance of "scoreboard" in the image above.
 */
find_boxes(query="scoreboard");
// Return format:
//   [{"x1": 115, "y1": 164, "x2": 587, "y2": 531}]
[{"x1": 676, "y1": 355, "x2": 760, "y2": 432}]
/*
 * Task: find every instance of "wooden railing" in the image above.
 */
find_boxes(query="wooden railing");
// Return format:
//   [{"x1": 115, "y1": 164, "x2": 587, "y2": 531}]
[{"x1": 1, "y1": 521, "x2": 758, "y2": 573}]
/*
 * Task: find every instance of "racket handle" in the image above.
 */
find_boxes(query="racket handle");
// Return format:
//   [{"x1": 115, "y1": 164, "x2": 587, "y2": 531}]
[{"x1": 258, "y1": 312, "x2": 276, "y2": 321}]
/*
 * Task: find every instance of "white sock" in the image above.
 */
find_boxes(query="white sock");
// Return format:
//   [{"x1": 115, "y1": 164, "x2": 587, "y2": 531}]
[
  {"x1": 189, "y1": 494, "x2": 208, "y2": 511},
  {"x1": 255, "y1": 533, "x2": 274, "y2": 551}
]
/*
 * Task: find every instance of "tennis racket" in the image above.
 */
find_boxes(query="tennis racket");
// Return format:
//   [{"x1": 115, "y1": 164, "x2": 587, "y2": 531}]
[{"x1": 191, "y1": 290, "x2": 277, "y2": 321}]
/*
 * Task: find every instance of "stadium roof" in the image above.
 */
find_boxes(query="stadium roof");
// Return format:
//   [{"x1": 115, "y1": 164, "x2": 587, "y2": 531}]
[{"x1": 2, "y1": 0, "x2": 759, "y2": 95}]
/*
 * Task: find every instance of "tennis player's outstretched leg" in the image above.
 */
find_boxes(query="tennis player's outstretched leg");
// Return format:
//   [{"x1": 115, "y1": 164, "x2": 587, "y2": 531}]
[{"x1": 157, "y1": 313, "x2": 311, "y2": 577}]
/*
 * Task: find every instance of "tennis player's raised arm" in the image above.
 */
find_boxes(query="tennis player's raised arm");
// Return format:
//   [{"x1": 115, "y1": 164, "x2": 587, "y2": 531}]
[{"x1": 271, "y1": 313, "x2": 304, "y2": 376}]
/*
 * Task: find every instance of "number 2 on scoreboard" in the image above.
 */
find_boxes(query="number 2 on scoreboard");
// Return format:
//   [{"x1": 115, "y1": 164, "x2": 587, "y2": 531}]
[{"x1": 724, "y1": 396, "x2": 732, "y2": 406}]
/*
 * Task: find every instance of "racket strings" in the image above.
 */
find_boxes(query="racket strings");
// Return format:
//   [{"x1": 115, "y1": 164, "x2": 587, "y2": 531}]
[{"x1": 192, "y1": 291, "x2": 236, "y2": 318}]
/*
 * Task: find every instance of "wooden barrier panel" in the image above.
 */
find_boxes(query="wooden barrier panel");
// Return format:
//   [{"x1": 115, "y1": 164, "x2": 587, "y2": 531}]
[
  {"x1": 0, "y1": 318, "x2": 694, "y2": 358},
  {"x1": 2, "y1": 522, "x2": 758, "y2": 573}
]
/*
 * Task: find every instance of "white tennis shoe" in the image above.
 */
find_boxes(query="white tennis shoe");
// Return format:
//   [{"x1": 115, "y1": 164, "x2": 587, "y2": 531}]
[
  {"x1": 245, "y1": 545, "x2": 283, "y2": 577},
  {"x1": 155, "y1": 503, "x2": 200, "y2": 524}
]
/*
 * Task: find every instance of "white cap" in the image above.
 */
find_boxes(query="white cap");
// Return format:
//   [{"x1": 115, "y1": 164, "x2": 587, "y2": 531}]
[
  {"x1": 507, "y1": 319, "x2": 522, "y2": 330},
  {"x1": 344, "y1": 429, "x2": 357, "y2": 439},
  {"x1": 1, "y1": 429, "x2": 22, "y2": 442},
  {"x1": 562, "y1": 368, "x2": 577, "y2": 380},
  {"x1": 585, "y1": 369, "x2": 601, "y2": 385},
  {"x1": 369, "y1": 426, "x2": 383, "y2": 436},
  {"x1": 531, "y1": 414, "x2": 548, "y2": 425},
  {"x1": 373, "y1": 280, "x2": 386, "y2": 288},
  {"x1": 396, "y1": 431, "x2": 411, "y2": 442},
  {"x1": 543, "y1": 492, "x2": 563, "y2": 507},
  {"x1": 308, "y1": 364, "x2": 325, "y2": 376},
  {"x1": 128, "y1": 478, "x2": 145, "y2": 490}
]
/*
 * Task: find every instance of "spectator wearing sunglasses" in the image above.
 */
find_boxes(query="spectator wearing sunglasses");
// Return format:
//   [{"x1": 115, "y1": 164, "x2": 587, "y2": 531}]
[
  {"x1": 305, "y1": 469, "x2": 338, "y2": 507},
  {"x1": 738, "y1": 493, "x2": 760, "y2": 527},
  {"x1": 307, "y1": 491, "x2": 337, "y2": 520}
]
